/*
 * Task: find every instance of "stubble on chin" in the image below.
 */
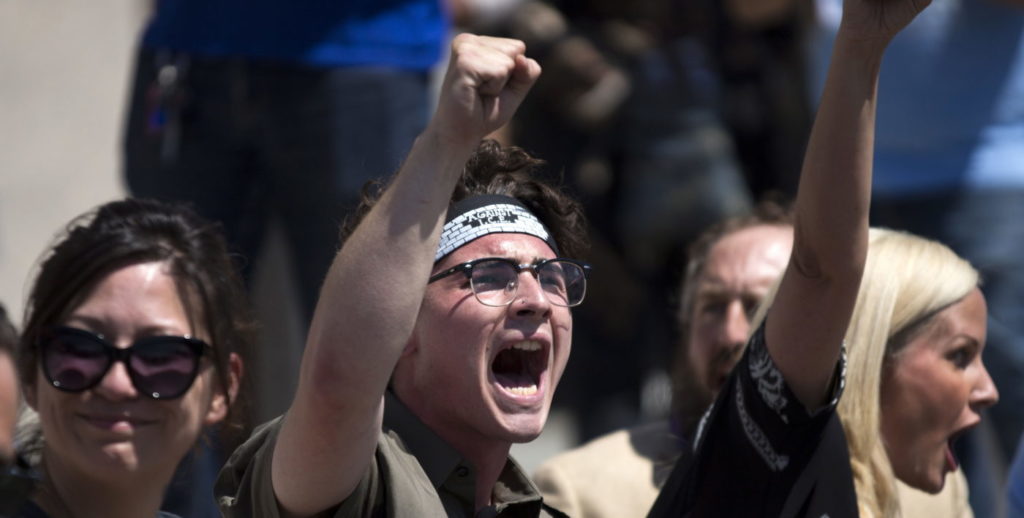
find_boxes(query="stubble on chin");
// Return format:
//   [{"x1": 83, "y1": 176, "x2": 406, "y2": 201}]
[{"x1": 671, "y1": 360, "x2": 717, "y2": 441}]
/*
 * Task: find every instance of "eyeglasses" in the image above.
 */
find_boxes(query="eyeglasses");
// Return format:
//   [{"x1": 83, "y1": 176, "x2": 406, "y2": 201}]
[
  {"x1": 428, "y1": 257, "x2": 591, "y2": 307},
  {"x1": 39, "y1": 326, "x2": 210, "y2": 400}
]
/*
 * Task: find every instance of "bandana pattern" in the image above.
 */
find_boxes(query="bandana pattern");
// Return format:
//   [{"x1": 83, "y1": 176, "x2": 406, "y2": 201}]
[{"x1": 435, "y1": 203, "x2": 553, "y2": 262}]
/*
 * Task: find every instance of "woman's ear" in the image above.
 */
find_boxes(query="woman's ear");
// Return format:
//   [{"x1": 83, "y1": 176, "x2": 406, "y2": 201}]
[{"x1": 204, "y1": 352, "x2": 243, "y2": 426}]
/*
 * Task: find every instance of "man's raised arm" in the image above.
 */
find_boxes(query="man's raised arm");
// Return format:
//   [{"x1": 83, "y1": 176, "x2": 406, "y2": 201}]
[{"x1": 270, "y1": 35, "x2": 540, "y2": 516}]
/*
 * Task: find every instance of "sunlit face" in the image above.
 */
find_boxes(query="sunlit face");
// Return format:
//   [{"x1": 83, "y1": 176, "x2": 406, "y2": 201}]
[
  {"x1": 684, "y1": 225, "x2": 792, "y2": 400},
  {"x1": 27, "y1": 262, "x2": 229, "y2": 482},
  {"x1": 0, "y1": 351, "x2": 17, "y2": 465},
  {"x1": 393, "y1": 234, "x2": 572, "y2": 453},
  {"x1": 880, "y1": 288, "x2": 999, "y2": 493}
]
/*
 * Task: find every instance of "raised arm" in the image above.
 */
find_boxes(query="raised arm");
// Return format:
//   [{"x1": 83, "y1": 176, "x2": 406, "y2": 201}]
[
  {"x1": 765, "y1": 0, "x2": 928, "y2": 409},
  {"x1": 270, "y1": 35, "x2": 540, "y2": 516}
]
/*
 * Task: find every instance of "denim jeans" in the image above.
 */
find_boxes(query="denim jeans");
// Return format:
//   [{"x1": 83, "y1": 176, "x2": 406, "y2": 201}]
[
  {"x1": 124, "y1": 48, "x2": 428, "y2": 319},
  {"x1": 123, "y1": 47, "x2": 428, "y2": 518}
]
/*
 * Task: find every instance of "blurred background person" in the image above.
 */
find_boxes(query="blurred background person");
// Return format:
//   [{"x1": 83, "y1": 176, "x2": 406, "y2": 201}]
[
  {"x1": 124, "y1": 0, "x2": 447, "y2": 320},
  {"x1": 0, "y1": 304, "x2": 18, "y2": 467},
  {"x1": 532, "y1": 202, "x2": 793, "y2": 518},
  {"x1": 11, "y1": 199, "x2": 248, "y2": 518},
  {"x1": 809, "y1": 1, "x2": 1024, "y2": 514},
  {"x1": 0, "y1": 303, "x2": 36, "y2": 518}
]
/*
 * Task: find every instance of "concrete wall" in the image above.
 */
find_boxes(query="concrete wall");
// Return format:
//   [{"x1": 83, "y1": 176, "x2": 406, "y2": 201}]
[{"x1": 0, "y1": 0, "x2": 145, "y2": 319}]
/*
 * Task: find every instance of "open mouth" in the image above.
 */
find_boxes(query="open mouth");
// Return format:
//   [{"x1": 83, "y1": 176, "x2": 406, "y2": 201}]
[
  {"x1": 946, "y1": 428, "x2": 970, "y2": 471},
  {"x1": 491, "y1": 340, "x2": 547, "y2": 397}
]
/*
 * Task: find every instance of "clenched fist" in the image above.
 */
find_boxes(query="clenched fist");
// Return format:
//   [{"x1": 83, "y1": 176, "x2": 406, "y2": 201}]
[{"x1": 429, "y1": 34, "x2": 541, "y2": 149}]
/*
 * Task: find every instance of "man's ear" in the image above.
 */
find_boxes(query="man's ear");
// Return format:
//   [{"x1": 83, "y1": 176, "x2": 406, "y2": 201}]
[{"x1": 205, "y1": 352, "x2": 243, "y2": 426}]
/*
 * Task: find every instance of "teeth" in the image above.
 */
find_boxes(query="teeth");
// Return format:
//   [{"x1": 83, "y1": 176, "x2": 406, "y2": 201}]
[
  {"x1": 507, "y1": 384, "x2": 538, "y2": 396},
  {"x1": 512, "y1": 341, "x2": 541, "y2": 352}
]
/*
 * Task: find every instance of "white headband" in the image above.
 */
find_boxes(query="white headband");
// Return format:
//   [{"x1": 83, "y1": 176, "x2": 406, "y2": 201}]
[{"x1": 435, "y1": 195, "x2": 558, "y2": 262}]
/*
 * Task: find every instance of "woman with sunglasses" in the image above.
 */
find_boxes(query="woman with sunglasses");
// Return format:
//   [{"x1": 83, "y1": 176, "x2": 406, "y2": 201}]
[{"x1": 13, "y1": 198, "x2": 248, "y2": 518}]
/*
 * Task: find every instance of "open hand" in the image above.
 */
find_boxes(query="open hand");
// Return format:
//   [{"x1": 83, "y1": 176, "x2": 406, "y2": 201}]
[{"x1": 431, "y1": 34, "x2": 541, "y2": 148}]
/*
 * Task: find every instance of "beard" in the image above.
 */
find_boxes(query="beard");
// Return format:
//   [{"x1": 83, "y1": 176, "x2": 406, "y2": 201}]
[
  {"x1": 670, "y1": 356, "x2": 717, "y2": 441},
  {"x1": 670, "y1": 340, "x2": 748, "y2": 441}
]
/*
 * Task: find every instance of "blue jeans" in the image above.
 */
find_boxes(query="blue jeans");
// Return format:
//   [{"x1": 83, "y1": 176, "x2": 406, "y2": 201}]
[
  {"x1": 123, "y1": 48, "x2": 428, "y2": 518},
  {"x1": 124, "y1": 48, "x2": 428, "y2": 318}
]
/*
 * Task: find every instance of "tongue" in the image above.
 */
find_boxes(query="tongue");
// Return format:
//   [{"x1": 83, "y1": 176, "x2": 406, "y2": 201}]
[
  {"x1": 946, "y1": 444, "x2": 959, "y2": 471},
  {"x1": 495, "y1": 371, "x2": 535, "y2": 389}
]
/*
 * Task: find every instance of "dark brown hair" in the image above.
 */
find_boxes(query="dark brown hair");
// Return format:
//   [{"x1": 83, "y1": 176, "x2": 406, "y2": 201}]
[
  {"x1": 342, "y1": 139, "x2": 589, "y2": 260},
  {"x1": 19, "y1": 198, "x2": 254, "y2": 435}
]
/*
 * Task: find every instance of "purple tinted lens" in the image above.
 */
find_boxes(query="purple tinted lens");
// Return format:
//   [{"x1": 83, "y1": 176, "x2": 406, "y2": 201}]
[
  {"x1": 130, "y1": 341, "x2": 199, "y2": 398},
  {"x1": 44, "y1": 334, "x2": 110, "y2": 391}
]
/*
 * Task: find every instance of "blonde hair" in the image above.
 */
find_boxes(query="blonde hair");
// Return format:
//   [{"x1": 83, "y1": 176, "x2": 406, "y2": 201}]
[
  {"x1": 751, "y1": 228, "x2": 978, "y2": 517},
  {"x1": 841, "y1": 229, "x2": 978, "y2": 516}
]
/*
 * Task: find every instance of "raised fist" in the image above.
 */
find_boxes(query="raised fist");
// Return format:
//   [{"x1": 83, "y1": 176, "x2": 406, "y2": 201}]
[{"x1": 430, "y1": 34, "x2": 541, "y2": 148}]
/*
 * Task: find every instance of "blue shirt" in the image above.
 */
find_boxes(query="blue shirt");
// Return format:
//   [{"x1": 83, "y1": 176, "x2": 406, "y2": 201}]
[
  {"x1": 142, "y1": 0, "x2": 447, "y2": 69},
  {"x1": 811, "y1": 0, "x2": 1024, "y2": 196}
]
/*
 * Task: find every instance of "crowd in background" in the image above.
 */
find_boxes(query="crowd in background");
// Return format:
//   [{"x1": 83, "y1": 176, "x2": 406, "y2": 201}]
[{"x1": 2, "y1": 0, "x2": 1024, "y2": 517}]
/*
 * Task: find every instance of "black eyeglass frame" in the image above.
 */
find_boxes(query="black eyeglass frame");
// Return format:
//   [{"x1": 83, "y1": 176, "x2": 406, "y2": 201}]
[
  {"x1": 428, "y1": 256, "x2": 592, "y2": 307},
  {"x1": 38, "y1": 325, "x2": 211, "y2": 400}
]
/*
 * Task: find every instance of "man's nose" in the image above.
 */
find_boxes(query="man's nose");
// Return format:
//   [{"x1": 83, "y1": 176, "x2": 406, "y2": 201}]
[
  {"x1": 720, "y1": 300, "x2": 750, "y2": 348},
  {"x1": 511, "y1": 272, "x2": 552, "y2": 318}
]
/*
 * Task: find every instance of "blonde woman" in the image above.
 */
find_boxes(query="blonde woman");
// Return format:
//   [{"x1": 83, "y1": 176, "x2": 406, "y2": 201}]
[
  {"x1": 739, "y1": 228, "x2": 997, "y2": 517},
  {"x1": 837, "y1": 228, "x2": 997, "y2": 517}
]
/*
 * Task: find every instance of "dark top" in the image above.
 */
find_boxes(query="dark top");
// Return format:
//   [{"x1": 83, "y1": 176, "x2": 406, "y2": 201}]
[
  {"x1": 647, "y1": 324, "x2": 859, "y2": 518},
  {"x1": 12, "y1": 500, "x2": 180, "y2": 518},
  {"x1": 217, "y1": 392, "x2": 567, "y2": 517}
]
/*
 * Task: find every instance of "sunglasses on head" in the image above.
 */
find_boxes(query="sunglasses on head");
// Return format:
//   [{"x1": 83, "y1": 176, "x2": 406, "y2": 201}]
[{"x1": 39, "y1": 326, "x2": 211, "y2": 400}]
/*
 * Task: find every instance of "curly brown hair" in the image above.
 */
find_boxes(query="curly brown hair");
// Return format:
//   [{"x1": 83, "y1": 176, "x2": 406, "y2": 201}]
[{"x1": 341, "y1": 139, "x2": 590, "y2": 260}]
